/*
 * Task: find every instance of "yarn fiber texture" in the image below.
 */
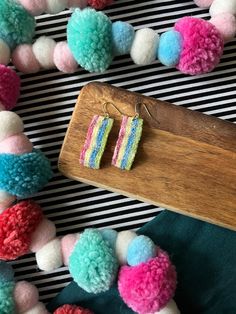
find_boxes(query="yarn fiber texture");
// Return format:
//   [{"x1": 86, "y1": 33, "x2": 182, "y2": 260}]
[
  {"x1": 87, "y1": 0, "x2": 113, "y2": 10},
  {"x1": 54, "y1": 304, "x2": 94, "y2": 314},
  {"x1": 0, "y1": 0, "x2": 35, "y2": 50},
  {"x1": 112, "y1": 21, "x2": 135, "y2": 56},
  {"x1": 158, "y1": 30, "x2": 182, "y2": 67},
  {"x1": 67, "y1": 8, "x2": 113, "y2": 72},
  {"x1": 0, "y1": 282, "x2": 15, "y2": 314},
  {"x1": 0, "y1": 149, "x2": 53, "y2": 198},
  {"x1": 0, "y1": 65, "x2": 20, "y2": 110}
]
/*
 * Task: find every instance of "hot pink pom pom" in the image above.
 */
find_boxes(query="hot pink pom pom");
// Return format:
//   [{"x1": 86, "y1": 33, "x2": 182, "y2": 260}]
[
  {"x1": 61, "y1": 234, "x2": 78, "y2": 266},
  {"x1": 174, "y1": 17, "x2": 224, "y2": 75},
  {"x1": 194, "y1": 0, "x2": 214, "y2": 8},
  {"x1": 12, "y1": 45, "x2": 41, "y2": 74},
  {"x1": 0, "y1": 134, "x2": 33, "y2": 155},
  {"x1": 54, "y1": 42, "x2": 78, "y2": 73},
  {"x1": 68, "y1": 0, "x2": 88, "y2": 8},
  {"x1": 210, "y1": 13, "x2": 236, "y2": 42},
  {"x1": 14, "y1": 281, "x2": 39, "y2": 313},
  {"x1": 118, "y1": 250, "x2": 177, "y2": 314},
  {"x1": 87, "y1": 0, "x2": 113, "y2": 9},
  {"x1": 18, "y1": 0, "x2": 47, "y2": 16},
  {"x1": 0, "y1": 65, "x2": 20, "y2": 110}
]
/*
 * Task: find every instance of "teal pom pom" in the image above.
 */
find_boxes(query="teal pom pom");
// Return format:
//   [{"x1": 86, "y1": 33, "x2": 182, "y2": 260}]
[
  {"x1": 69, "y1": 229, "x2": 119, "y2": 293},
  {"x1": 158, "y1": 30, "x2": 182, "y2": 67},
  {"x1": 0, "y1": 282, "x2": 15, "y2": 314},
  {"x1": 67, "y1": 8, "x2": 113, "y2": 72},
  {"x1": 0, "y1": 262, "x2": 14, "y2": 284},
  {"x1": 112, "y1": 21, "x2": 135, "y2": 56},
  {"x1": 0, "y1": 149, "x2": 53, "y2": 198},
  {"x1": 0, "y1": 0, "x2": 35, "y2": 50},
  {"x1": 100, "y1": 229, "x2": 118, "y2": 249},
  {"x1": 127, "y1": 235, "x2": 156, "y2": 266}
]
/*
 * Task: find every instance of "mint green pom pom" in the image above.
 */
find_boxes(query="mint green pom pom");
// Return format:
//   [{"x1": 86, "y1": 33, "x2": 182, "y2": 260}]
[
  {"x1": 67, "y1": 8, "x2": 113, "y2": 72},
  {"x1": 69, "y1": 229, "x2": 118, "y2": 293},
  {"x1": 0, "y1": 0, "x2": 35, "y2": 50},
  {"x1": 0, "y1": 282, "x2": 15, "y2": 314}
]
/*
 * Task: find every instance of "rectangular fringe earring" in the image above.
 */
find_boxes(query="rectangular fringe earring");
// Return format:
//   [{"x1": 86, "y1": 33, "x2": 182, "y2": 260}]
[
  {"x1": 112, "y1": 115, "x2": 143, "y2": 170},
  {"x1": 80, "y1": 115, "x2": 114, "y2": 169}
]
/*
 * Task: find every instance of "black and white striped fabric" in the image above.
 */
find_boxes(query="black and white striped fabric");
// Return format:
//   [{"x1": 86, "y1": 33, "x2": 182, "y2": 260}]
[{"x1": 12, "y1": 0, "x2": 236, "y2": 305}]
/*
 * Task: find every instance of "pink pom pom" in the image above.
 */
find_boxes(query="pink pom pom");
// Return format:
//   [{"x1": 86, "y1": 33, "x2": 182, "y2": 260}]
[
  {"x1": 61, "y1": 234, "x2": 79, "y2": 266},
  {"x1": 14, "y1": 281, "x2": 39, "y2": 313},
  {"x1": 30, "y1": 218, "x2": 56, "y2": 252},
  {"x1": 194, "y1": 0, "x2": 214, "y2": 8},
  {"x1": 118, "y1": 250, "x2": 177, "y2": 314},
  {"x1": 68, "y1": 0, "x2": 88, "y2": 8},
  {"x1": 174, "y1": 17, "x2": 224, "y2": 75},
  {"x1": 0, "y1": 65, "x2": 20, "y2": 110},
  {"x1": 12, "y1": 45, "x2": 41, "y2": 74},
  {"x1": 54, "y1": 42, "x2": 78, "y2": 73},
  {"x1": 18, "y1": 0, "x2": 47, "y2": 15},
  {"x1": 210, "y1": 13, "x2": 236, "y2": 42},
  {"x1": 87, "y1": 0, "x2": 113, "y2": 10},
  {"x1": 0, "y1": 134, "x2": 33, "y2": 155}
]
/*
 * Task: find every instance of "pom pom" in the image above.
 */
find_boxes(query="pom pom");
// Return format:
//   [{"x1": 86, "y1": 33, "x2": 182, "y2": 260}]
[
  {"x1": 30, "y1": 218, "x2": 56, "y2": 253},
  {"x1": 69, "y1": 229, "x2": 118, "y2": 293},
  {"x1": 87, "y1": 0, "x2": 113, "y2": 10},
  {"x1": 54, "y1": 304, "x2": 94, "y2": 314},
  {"x1": 194, "y1": 0, "x2": 214, "y2": 8},
  {"x1": 36, "y1": 238, "x2": 63, "y2": 271},
  {"x1": 0, "y1": 261, "x2": 14, "y2": 283},
  {"x1": 67, "y1": 8, "x2": 113, "y2": 72},
  {"x1": 0, "y1": 40, "x2": 10, "y2": 66},
  {"x1": 0, "y1": 282, "x2": 15, "y2": 314},
  {"x1": 61, "y1": 234, "x2": 79, "y2": 266},
  {"x1": 18, "y1": 0, "x2": 47, "y2": 15},
  {"x1": 23, "y1": 302, "x2": 48, "y2": 314},
  {"x1": 127, "y1": 235, "x2": 156, "y2": 266},
  {"x1": 174, "y1": 17, "x2": 224, "y2": 75},
  {"x1": 0, "y1": 0, "x2": 35, "y2": 50},
  {"x1": 0, "y1": 65, "x2": 21, "y2": 110},
  {"x1": 54, "y1": 42, "x2": 78, "y2": 73},
  {"x1": 158, "y1": 30, "x2": 182, "y2": 67},
  {"x1": 156, "y1": 299, "x2": 180, "y2": 314},
  {"x1": 115, "y1": 230, "x2": 137, "y2": 265},
  {"x1": 112, "y1": 21, "x2": 135, "y2": 56},
  {"x1": 32, "y1": 36, "x2": 56, "y2": 69},
  {"x1": 0, "y1": 190, "x2": 16, "y2": 214},
  {"x1": 0, "y1": 111, "x2": 23, "y2": 142},
  {"x1": 210, "y1": 0, "x2": 236, "y2": 17},
  {"x1": 46, "y1": 0, "x2": 67, "y2": 14},
  {"x1": 0, "y1": 103, "x2": 5, "y2": 111},
  {"x1": 210, "y1": 13, "x2": 236, "y2": 42},
  {"x1": 12, "y1": 45, "x2": 41, "y2": 74},
  {"x1": 0, "y1": 149, "x2": 53, "y2": 198},
  {"x1": 0, "y1": 200, "x2": 43, "y2": 260},
  {"x1": 100, "y1": 229, "x2": 117, "y2": 249},
  {"x1": 0, "y1": 134, "x2": 33, "y2": 155},
  {"x1": 14, "y1": 281, "x2": 39, "y2": 313},
  {"x1": 68, "y1": 0, "x2": 88, "y2": 9},
  {"x1": 130, "y1": 28, "x2": 159, "y2": 65},
  {"x1": 118, "y1": 250, "x2": 177, "y2": 314}
]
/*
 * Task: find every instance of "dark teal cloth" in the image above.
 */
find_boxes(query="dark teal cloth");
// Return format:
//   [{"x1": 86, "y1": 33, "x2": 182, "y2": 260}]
[{"x1": 47, "y1": 211, "x2": 236, "y2": 314}]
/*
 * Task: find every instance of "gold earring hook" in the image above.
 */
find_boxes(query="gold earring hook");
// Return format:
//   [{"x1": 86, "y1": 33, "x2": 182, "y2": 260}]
[
  {"x1": 103, "y1": 102, "x2": 124, "y2": 118},
  {"x1": 135, "y1": 102, "x2": 160, "y2": 124}
]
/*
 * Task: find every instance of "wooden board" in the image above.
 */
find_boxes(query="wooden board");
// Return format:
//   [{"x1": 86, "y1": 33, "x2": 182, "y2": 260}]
[{"x1": 58, "y1": 82, "x2": 236, "y2": 230}]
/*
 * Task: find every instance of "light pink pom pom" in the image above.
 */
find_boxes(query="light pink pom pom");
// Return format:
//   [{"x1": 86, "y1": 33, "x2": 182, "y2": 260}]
[
  {"x1": 61, "y1": 234, "x2": 79, "y2": 266},
  {"x1": 0, "y1": 134, "x2": 33, "y2": 155},
  {"x1": 0, "y1": 65, "x2": 20, "y2": 110},
  {"x1": 194, "y1": 0, "x2": 214, "y2": 8},
  {"x1": 19, "y1": 0, "x2": 47, "y2": 16},
  {"x1": 68, "y1": 0, "x2": 88, "y2": 8},
  {"x1": 175, "y1": 17, "x2": 224, "y2": 75},
  {"x1": 54, "y1": 42, "x2": 78, "y2": 73},
  {"x1": 30, "y1": 219, "x2": 56, "y2": 252},
  {"x1": 12, "y1": 45, "x2": 41, "y2": 74},
  {"x1": 118, "y1": 250, "x2": 177, "y2": 314},
  {"x1": 210, "y1": 13, "x2": 236, "y2": 42},
  {"x1": 14, "y1": 281, "x2": 39, "y2": 313}
]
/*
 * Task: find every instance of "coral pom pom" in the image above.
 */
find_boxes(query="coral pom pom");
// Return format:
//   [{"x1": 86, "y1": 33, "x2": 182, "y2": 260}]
[
  {"x1": 0, "y1": 200, "x2": 43, "y2": 260},
  {"x1": 174, "y1": 17, "x2": 224, "y2": 75},
  {"x1": 0, "y1": 65, "x2": 20, "y2": 110},
  {"x1": 54, "y1": 304, "x2": 94, "y2": 314},
  {"x1": 118, "y1": 250, "x2": 177, "y2": 314},
  {"x1": 0, "y1": 134, "x2": 33, "y2": 155},
  {"x1": 87, "y1": 0, "x2": 113, "y2": 10},
  {"x1": 210, "y1": 13, "x2": 236, "y2": 42},
  {"x1": 194, "y1": 0, "x2": 214, "y2": 8},
  {"x1": 54, "y1": 42, "x2": 78, "y2": 73},
  {"x1": 12, "y1": 44, "x2": 41, "y2": 74},
  {"x1": 18, "y1": 0, "x2": 47, "y2": 15},
  {"x1": 14, "y1": 281, "x2": 39, "y2": 313}
]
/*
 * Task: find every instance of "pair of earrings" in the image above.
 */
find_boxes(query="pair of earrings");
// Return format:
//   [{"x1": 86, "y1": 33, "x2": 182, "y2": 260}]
[{"x1": 80, "y1": 102, "x2": 144, "y2": 171}]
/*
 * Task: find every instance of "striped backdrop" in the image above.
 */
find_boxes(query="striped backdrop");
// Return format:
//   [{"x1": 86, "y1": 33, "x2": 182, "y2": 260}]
[{"x1": 11, "y1": 0, "x2": 236, "y2": 305}]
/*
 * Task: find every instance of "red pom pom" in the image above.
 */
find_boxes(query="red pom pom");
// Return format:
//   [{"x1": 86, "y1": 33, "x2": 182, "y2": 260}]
[
  {"x1": 0, "y1": 200, "x2": 43, "y2": 260},
  {"x1": 54, "y1": 304, "x2": 94, "y2": 314},
  {"x1": 87, "y1": 0, "x2": 113, "y2": 9},
  {"x1": 0, "y1": 65, "x2": 20, "y2": 110}
]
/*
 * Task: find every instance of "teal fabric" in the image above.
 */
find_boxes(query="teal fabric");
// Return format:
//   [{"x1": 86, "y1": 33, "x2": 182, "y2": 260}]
[{"x1": 47, "y1": 211, "x2": 236, "y2": 314}]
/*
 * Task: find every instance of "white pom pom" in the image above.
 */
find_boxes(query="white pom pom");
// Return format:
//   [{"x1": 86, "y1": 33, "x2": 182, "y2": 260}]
[
  {"x1": 0, "y1": 39, "x2": 10, "y2": 65},
  {"x1": 46, "y1": 0, "x2": 67, "y2": 13},
  {"x1": 23, "y1": 302, "x2": 49, "y2": 314},
  {"x1": 0, "y1": 111, "x2": 24, "y2": 142},
  {"x1": 0, "y1": 190, "x2": 16, "y2": 214},
  {"x1": 130, "y1": 28, "x2": 159, "y2": 65},
  {"x1": 210, "y1": 0, "x2": 236, "y2": 17},
  {"x1": 156, "y1": 299, "x2": 180, "y2": 314},
  {"x1": 115, "y1": 231, "x2": 137, "y2": 265},
  {"x1": 36, "y1": 238, "x2": 63, "y2": 271},
  {"x1": 32, "y1": 36, "x2": 56, "y2": 69}
]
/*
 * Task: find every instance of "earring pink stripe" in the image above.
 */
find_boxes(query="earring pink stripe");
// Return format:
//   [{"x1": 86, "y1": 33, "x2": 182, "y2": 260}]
[{"x1": 112, "y1": 115, "x2": 128, "y2": 166}]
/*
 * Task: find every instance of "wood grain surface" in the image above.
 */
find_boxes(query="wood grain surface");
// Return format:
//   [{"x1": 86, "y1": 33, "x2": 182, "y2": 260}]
[{"x1": 58, "y1": 82, "x2": 236, "y2": 230}]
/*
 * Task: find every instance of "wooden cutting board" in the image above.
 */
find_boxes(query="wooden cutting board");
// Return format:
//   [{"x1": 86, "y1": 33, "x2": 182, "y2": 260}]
[{"x1": 58, "y1": 82, "x2": 236, "y2": 231}]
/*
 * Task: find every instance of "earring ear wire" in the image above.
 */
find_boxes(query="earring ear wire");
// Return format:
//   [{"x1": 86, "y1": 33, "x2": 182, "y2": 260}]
[
  {"x1": 103, "y1": 102, "x2": 124, "y2": 117},
  {"x1": 135, "y1": 102, "x2": 160, "y2": 124}
]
